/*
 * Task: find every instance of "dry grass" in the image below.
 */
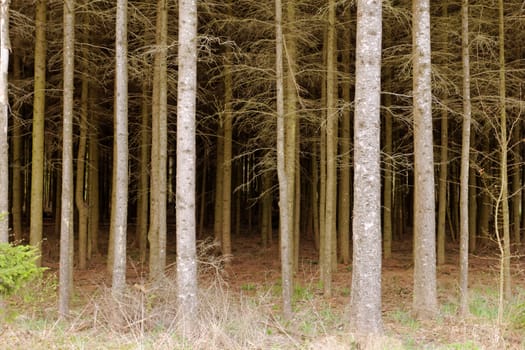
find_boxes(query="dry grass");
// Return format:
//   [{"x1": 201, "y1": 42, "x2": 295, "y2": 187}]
[{"x1": 1, "y1": 238, "x2": 524, "y2": 349}]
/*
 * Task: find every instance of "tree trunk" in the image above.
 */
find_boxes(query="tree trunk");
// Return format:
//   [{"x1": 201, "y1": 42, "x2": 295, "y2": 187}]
[
  {"x1": 459, "y1": 0, "x2": 471, "y2": 316},
  {"x1": 275, "y1": 0, "x2": 292, "y2": 320},
  {"x1": 497, "y1": 0, "x2": 511, "y2": 301},
  {"x1": 468, "y1": 165, "x2": 477, "y2": 253},
  {"x1": 322, "y1": 0, "x2": 337, "y2": 297},
  {"x1": 285, "y1": 0, "x2": 297, "y2": 274},
  {"x1": 311, "y1": 148, "x2": 320, "y2": 250},
  {"x1": 148, "y1": 0, "x2": 168, "y2": 279},
  {"x1": 198, "y1": 147, "x2": 207, "y2": 237},
  {"x1": 111, "y1": 0, "x2": 129, "y2": 296},
  {"x1": 511, "y1": 121, "x2": 521, "y2": 245},
  {"x1": 76, "y1": 61, "x2": 89, "y2": 270},
  {"x1": 136, "y1": 79, "x2": 150, "y2": 262},
  {"x1": 338, "y1": 7, "x2": 352, "y2": 264},
  {"x1": 437, "y1": 2, "x2": 449, "y2": 267},
  {"x1": 383, "y1": 69, "x2": 393, "y2": 259},
  {"x1": 30, "y1": 0, "x2": 47, "y2": 265},
  {"x1": 319, "y1": 27, "x2": 327, "y2": 267},
  {"x1": 176, "y1": 0, "x2": 199, "y2": 327},
  {"x1": 59, "y1": 0, "x2": 75, "y2": 317},
  {"x1": 412, "y1": 0, "x2": 438, "y2": 319},
  {"x1": 0, "y1": 0, "x2": 9, "y2": 243},
  {"x1": 261, "y1": 170, "x2": 272, "y2": 248},
  {"x1": 88, "y1": 111, "x2": 99, "y2": 257},
  {"x1": 11, "y1": 43, "x2": 23, "y2": 243},
  {"x1": 221, "y1": 45, "x2": 233, "y2": 263},
  {"x1": 213, "y1": 121, "x2": 224, "y2": 247},
  {"x1": 349, "y1": 0, "x2": 383, "y2": 335}
]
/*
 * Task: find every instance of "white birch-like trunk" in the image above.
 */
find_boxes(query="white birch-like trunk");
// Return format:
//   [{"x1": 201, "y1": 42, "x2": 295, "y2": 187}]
[
  {"x1": 0, "y1": 0, "x2": 9, "y2": 242},
  {"x1": 111, "y1": 0, "x2": 128, "y2": 296},
  {"x1": 349, "y1": 0, "x2": 383, "y2": 335},
  {"x1": 176, "y1": 0, "x2": 198, "y2": 328}
]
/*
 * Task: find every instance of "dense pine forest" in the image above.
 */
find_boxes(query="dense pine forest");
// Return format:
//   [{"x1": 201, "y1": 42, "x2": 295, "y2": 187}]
[{"x1": 1, "y1": 0, "x2": 525, "y2": 348}]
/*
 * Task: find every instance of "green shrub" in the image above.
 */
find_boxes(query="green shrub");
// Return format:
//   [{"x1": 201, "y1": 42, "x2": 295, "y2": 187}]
[{"x1": 0, "y1": 243, "x2": 47, "y2": 297}]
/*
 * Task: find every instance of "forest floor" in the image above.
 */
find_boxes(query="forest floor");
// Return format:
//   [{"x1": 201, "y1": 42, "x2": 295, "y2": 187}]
[{"x1": 1, "y1": 226, "x2": 525, "y2": 349}]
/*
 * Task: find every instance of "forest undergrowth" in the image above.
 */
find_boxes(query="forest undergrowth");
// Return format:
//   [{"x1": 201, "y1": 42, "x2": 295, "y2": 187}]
[{"x1": 1, "y1": 232, "x2": 524, "y2": 350}]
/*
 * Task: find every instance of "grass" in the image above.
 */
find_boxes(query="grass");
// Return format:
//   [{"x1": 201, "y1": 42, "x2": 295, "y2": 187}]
[
  {"x1": 3, "y1": 274, "x2": 524, "y2": 350},
  {"x1": 388, "y1": 309, "x2": 420, "y2": 330},
  {"x1": 2, "y1": 288, "x2": 523, "y2": 350},
  {"x1": 2, "y1": 241, "x2": 525, "y2": 349}
]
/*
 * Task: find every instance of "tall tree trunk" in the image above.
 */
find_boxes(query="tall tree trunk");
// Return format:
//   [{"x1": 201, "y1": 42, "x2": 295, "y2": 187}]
[
  {"x1": 261, "y1": 170, "x2": 272, "y2": 248},
  {"x1": 176, "y1": 0, "x2": 199, "y2": 328},
  {"x1": 76, "y1": 61, "x2": 89, "y2": 270},
  {"x1": 30, "y1": 0, "x2": 47, "y2": 265},
  {"x1": 322, "y1": 0, "x2": 337, "y2": 297},
  {"x1": 349, "y1": 0, "x2": 383, "y2": 335},
  {"x1": 293, "y1": 143, "x2": 300, "y2": 270},
  {"x1": 338, "y1": 8, "x2": 352, "y2": 264},
  {"x1": 111, "y1": 0, "x2": 129, "y2": 296},
  {"x1": 285, "y1": 0, "x2": 297, "y2": 273},
  {"x1": 198, "y1": 147, "x2": 207, "y2": 237},
  {"x1": 59, "y1": 0, "x2": 75, "y2": 317},
  {"x1": 88, "y1": 111, "x2": 99, "y2": 257},
  {"x1": 136, "y1": 79, "x2": 150, "y2": 262},
  {"x1": 437, "y1": 3, "x2": 449, "y2": 266},
  {"x1": 0, "y1": 0, "x2": 9, "y2": 243},
  {"x1": 412, "y1": 0, "x2": 438, "y2": 319},
  {"x1": 468, "y1": 164, "x2": 477, "y2": 253},
  {"x1": 511, "y1": 122, "x2": 521, "y2": 245},
  {"x1": 11, "y1": 43, "x2": 23, "y2": 243},
  {"x1": 311, "y1": 148, "x2": 320, "y2": 250},
  {"x1": 275, "y1": 0, "x2": 292, "y2": 320},
  {"x1": 148, "y1": 0, "x2": 168, "y2": 279},
  {"x1": 497, "y1": 0, "x2": 511, "y2": 301},
  {"x1": 221, "y1": 45, "x2": 233, "y2": 263},
  {"x1": 383, "y1": 70, "x2": 393, "y2": 259},
  {"x1": 319, "y1": 27, "x2": 327, "y2": 268},
  {"x1": 213, "y1": 122, "x2": 224, "y2": 247},
  {"x1": 479, "y1": 139, "x2": 491, "y2": 244},
  {"x1": 459, "y1": 0, "x2": 471, "y2": 316}
]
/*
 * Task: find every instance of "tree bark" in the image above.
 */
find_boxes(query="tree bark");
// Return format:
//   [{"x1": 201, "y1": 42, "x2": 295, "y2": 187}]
[
  {"x1": 497, "y1": 0, "x2": 511, "y2": 301},
  {"x1": 511, "y1": 121, "x2": 521, "y2": 245},
  {"x1": 221, "y1": 44, "x2": 233, "y2": 263},
  {"x1": 88, "y1": 111, "x2": 99, "y2": 257},
  {"x1": 76, "y1": 61, "x2": 89, "y2": 270},
  {"x1": 213, "y1": 121, "x2": 224, "y2": 248},
  {"x1": 285, "y1": 0, "x2": 297, "y2": 273},
  {"x1": 0, "y1": 0, "x2": 9, "y2": 243},
  {"x1": 176, "y1": 0, "x2": 199, "y2": 328},
  {"x1": 459, "y1": 0, "x2": 471, "y2": 316},
  {"x1": 437, "y1": 2, "x2": 449, "y2": 266},
  {"x1": 412, "y1": 0, "x2": 438, "y2": 319},
  {"x1": 275, "y1": 0, "x2": 293, "y2": 320},
  {"x1": 11, "y1": 43, "x2": 22, "y2": 243},
  {"x1": 59, "y1": 0, "x2": 75, "y2": 317},
  {"x1": 30, "y1": 0, "x2": 47, "y2": 265},
  {"x1": 136, "y1": 78, "x2": 150, "y2": 263},
  {"x1": 322, "y1": 0, "x2": 337, "y2": 297},
  {"x1": 148, "y1": 0, "x2": 168, "y2": 279},
  {"x1": 349, "y1": 0, "x2": 383, "y2": 335},
  {"x1": 338, "y1": 8, "x2": 352, "y2": 264},
  {"x1": 111, "y1": 0, "x2": 129, "y2": 296}
]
